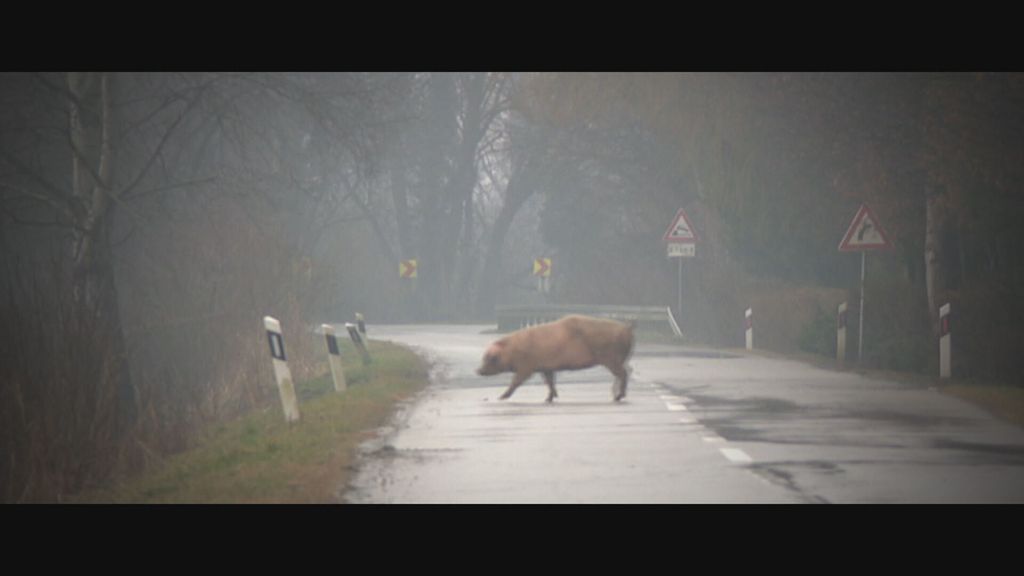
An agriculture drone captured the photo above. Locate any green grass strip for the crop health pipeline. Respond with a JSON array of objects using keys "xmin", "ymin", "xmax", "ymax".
[{"xmin": 76, "ymin": 340, "xmax": 429, "ymax": 504}]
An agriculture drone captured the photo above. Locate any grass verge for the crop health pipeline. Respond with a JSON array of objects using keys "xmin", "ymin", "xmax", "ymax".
[
  {"xmin": 74, "ymin": 339, "xmax": 429, "ymax": 504},
  {"xmin": 936, "ymin": 383, "xmax": 1024, "ymax": 428}
]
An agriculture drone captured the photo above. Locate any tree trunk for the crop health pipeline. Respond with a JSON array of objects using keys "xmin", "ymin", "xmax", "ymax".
[
  {"xmin": 474, "ymin": 168, "xmax": 536, "ymax": 317},
  {"xmin": 451, "ymin": 74, "xmax": 486, "ymax": 318},
  {"xmin": 389, "ymin": 156, "xmax": 413, "ymax": 258},
  {"xmin": 67, "ymin": 72, "xmax": 136, "ymax": 439},
  {"xmin": 474, "ymin": 204, "xmax": 515, "ymax": 318},
  {"xmin": 924, "ymin": 184, "xmax": 949, "ymax": 340}
]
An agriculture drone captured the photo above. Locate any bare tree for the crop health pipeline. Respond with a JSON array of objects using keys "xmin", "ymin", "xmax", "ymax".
[{"xmin": 0, "ymin": 72, "xmax": 409, "ymax": 501}]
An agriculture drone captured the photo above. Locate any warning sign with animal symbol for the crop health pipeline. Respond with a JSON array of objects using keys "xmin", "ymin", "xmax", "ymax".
[
  {"xmin": 838, "ymin": 203, "xmax": 891, "ymax": 251},
  {"xmin": 663, "ymin": 208, "xmax": 698, "ymax": 243}
]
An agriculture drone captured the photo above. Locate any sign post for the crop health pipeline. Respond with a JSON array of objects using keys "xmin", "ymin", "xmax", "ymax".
[
  {"xmin": 837, "ymin": 301, "xmax": 847, "ymax": 369},
  {"xmin": 533, "ymin": 257, "xmax": 552, "ymax": 293},
  {"xmin": 663, "ymin": 208, "xmax": 698, "ymax": 320},
  {"xmin": 838, "ymin": 203, "xmax": 892, "ymax": 365},
  {"xmin": 400, "ymin": 259, "xmax": 418, "ymax": 319},
  {"xmin": 264, "ymin": 316, "xmax": 300, "ymax": 423}
]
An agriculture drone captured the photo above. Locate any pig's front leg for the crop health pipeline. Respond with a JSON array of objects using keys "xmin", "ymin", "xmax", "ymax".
[
  {"xmin": 542, "ymin": 371, "xmax": 558, "ymax": 403},
  {"xmin": 498, "ymin": 370, "xmax": 531, "ymax": 400}
]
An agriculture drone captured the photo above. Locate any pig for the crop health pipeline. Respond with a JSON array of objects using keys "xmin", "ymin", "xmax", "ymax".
[{"xmin": 477, "ymin": 315, "xmax": 635, "ymax": 403}]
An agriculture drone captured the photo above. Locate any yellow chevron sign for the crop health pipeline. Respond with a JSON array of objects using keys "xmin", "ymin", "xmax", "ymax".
[
  {"xmin": 533, "ymin": 258, "xmax": 551, "ymax": 277},
  {"xmin": 399, "ymin": 259, "xmax": 418, "ymax": 278}
]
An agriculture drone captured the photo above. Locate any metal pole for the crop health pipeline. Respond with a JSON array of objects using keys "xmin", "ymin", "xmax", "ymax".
[
  {"xmin": 837, "ymin": 301, "xmax": 847, "ymax": 370},
  {"xmin": 677, "ymin": 257, "xmax": 683, "ymax": 320},
  {"xmin": 858, "ymin": 251, "xmax": 865, "ymax": 365}
]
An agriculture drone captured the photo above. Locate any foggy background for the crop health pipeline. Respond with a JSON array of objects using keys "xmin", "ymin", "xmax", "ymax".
[{"xmin": 2, "ymin": 72, "xmax": 1022, "ymax": 501}]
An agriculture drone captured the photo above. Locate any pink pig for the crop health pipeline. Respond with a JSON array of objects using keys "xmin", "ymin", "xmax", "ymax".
[{"xmin": 478, "ymin": 315, "xmax": 635, "ymax": 403}]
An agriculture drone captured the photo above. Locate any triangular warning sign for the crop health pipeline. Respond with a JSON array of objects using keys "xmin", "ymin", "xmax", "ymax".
[
  {"xmin": 839, "ymin": 203, "xmax": 891, "ymax": 251},
  {"xmin": 663, "ymin": 208, "xmax": 698, "ymax": 243}
]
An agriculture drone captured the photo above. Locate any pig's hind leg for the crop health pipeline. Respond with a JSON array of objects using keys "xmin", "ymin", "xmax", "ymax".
[
  {"xmin": 542, "ymin": 371, "xmax": 558, "ymax": 403},
  {"xmin": 608, "ymin": 363, "xmax": 629, "ymax": 402}
]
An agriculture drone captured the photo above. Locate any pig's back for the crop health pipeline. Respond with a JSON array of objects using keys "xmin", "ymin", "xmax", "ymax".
[{"xmin": 561, "ymin": 315, "xmax": 633, "ymax": 363}]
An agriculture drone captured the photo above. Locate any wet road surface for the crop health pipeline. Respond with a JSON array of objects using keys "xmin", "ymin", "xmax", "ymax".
[{"xmin": 341, "ymin": 325, "xmax": 1024, "ymax": 503}]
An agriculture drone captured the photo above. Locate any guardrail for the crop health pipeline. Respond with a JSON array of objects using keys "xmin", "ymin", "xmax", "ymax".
[{"xmin": 495, "ymin": 304, "xmax": 681, "ymax": 337}]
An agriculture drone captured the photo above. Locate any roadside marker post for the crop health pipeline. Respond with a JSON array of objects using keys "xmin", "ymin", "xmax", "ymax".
[
  {"xmin": 939, "ymin": 303, "xmax": 951, "ymax": 379},
  {"xmin": 264, "ymin": 316, "xmax": 300, "ymax": 423},
  {"xmin": 745, "ymin": 308, "xmax": 753, "ymax": 350},
  {"xmin": 322, "ymin": 324, "xmax": 347, "ymax": 393},
  {"xmin": 837, "ymin": 301, "xmax": 847, "ymax": 369},
  {"xmin": 356, "ymin": 312, "xmax": 366, "ymax": 336},
  {"xmin": 346, "ymin": 322, "xmax": 372, "ymax": 365}
]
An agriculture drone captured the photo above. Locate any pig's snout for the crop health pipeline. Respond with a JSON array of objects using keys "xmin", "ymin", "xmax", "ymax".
[{"xmin": 477, "ymin": 352, "xmax": 502, "ymax": 376}]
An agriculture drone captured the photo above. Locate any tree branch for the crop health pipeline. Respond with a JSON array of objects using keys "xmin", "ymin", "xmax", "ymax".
[
  {"xmin": 118, "ymin": 82, "xmax": 211, "ymax": 201},
  {"xmin": 0, "ymin": 147, "xmax": 71, "ymax": 206}
]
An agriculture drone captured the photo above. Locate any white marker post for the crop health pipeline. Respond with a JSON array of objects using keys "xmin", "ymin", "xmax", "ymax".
[
  {"xmin": 939, "ymin": 303, "xmax": 951, "ymax": 379},
  {"xmin": 322, "ymin": 324, "xmax": 347, "ymax": 393},
  {"xmin": 346, "ymin": 322, "xmax": 372, "ymax": 365},
  {"xmin": 837, "ymin": 301, "xmax": 847, "ymax": 369},
  {"xmin": 264, "ymin": 316, "xmax": 300, "ymax": 423},
  {"xmin": 745, "ymin": 308, "xmax": 753, "ymax": 350}
]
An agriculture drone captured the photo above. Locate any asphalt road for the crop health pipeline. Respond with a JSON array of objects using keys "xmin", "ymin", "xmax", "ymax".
[{"xmin": 342, "ymin": 324, "xmax": 1024, "ymax": 504}]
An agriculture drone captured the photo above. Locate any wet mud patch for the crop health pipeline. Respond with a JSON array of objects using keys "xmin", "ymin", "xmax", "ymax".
[
  {"xmin": 749, "ymin": 461, "xmax": 838, "ymax": 504},
  {"xmin": 929, "ymin": 438, "xmax": 1024, "ymax": 465}
]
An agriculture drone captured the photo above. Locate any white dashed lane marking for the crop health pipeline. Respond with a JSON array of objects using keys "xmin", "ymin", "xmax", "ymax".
[
  {"xmin": 652, "ymin": 386, "xmax": 753, "ymax": 465},
  {"xmin": 720, "ymin": 447, "xmax": 753, "ymax": 464}
]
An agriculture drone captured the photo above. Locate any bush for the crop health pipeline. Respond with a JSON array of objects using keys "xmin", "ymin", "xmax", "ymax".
[{"xmin": 798, "ymin": 304, "xmax": 836, "ymax": 357}]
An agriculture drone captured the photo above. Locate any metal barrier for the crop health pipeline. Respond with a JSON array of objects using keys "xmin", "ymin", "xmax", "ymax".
[{"xmin": 495, "ymin": 304, "xmax": 682, "ymax": 337}]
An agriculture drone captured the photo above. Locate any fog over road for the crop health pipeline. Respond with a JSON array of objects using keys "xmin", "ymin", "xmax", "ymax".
[{"xmin": 342, "ymin": 325, "xmax": 1024, "ymax": 504}]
